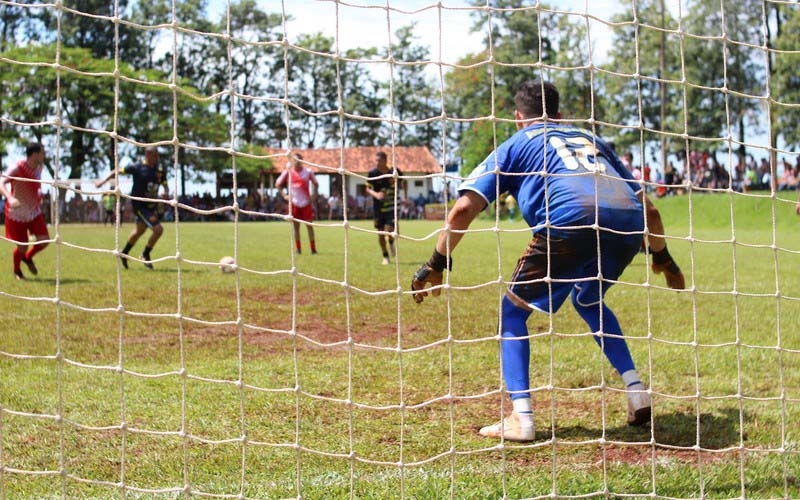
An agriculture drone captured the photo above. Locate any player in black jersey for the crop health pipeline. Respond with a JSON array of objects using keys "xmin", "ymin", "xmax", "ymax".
[
  {"xmin": 96, "ymin": 147, "xmax": 169, "ymax": 269},
  {"xmin": 365, "ymin": 151, "xmax": 406, "ymax": 265}
]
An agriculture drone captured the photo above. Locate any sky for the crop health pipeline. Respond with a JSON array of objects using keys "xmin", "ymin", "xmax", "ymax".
[{"xmin": 207, "ymin": 0, "xmax": 642, "ymax": 65}]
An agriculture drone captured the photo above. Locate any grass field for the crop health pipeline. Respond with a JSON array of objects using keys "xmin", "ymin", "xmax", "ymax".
[{"xmin": 1, "ymin": 192, "xmax": 799, "ymax": 499}]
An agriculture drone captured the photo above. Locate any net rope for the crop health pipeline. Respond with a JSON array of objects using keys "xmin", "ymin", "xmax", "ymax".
[{"xmin": 1, "ymin": 1, "xmax": 799, "ymax": 499}]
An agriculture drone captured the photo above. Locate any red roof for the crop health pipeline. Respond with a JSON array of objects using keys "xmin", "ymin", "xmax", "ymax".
[{"xmin": 264, "ymin": 146, "xmax": 442, "ymax": 175}]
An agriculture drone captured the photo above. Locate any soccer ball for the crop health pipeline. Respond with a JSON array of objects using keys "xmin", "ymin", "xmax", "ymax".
[{"xmin": 218, "ymin": 256, "xmax": 236, "ymax": 273}]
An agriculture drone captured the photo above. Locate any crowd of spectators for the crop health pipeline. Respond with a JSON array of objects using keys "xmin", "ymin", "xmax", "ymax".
[
  {"xmin": 619, "ymin": 149, "xmax": 800, "ymax": 197},
  {"xmin": 6, "ymin": 188, "xmax": 447, "ymax": 225}
]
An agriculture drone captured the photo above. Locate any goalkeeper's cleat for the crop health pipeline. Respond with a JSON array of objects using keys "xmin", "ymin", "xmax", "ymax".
[
  {"xmin": 141, "ymin": 255, "xmax": 154, "ymax": 270},
  {"xmin": 22, "ymin": 257, "xmax": 38, "ymax": 276},
  {"xmin": 626, "ymin": 383, "xmax": 652, "ymax": 426},
  {"xmin": 382, "ymin": 257, "xmax": 390, "ymax": 265},
  {"xmin": 479, "ymin": 411, "xmax": 534, "ymax": 442}
]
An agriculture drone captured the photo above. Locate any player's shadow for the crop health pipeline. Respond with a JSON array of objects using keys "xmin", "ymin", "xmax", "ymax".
[
  {"xmin": 35, "ymin": 277, "xmax": 91, "ymax": 285},
  {"xmin": 551, "ymin": 407, "xmax": 742, "ymax": 449}
]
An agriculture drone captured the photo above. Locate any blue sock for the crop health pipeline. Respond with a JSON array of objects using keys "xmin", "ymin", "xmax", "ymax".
[
  {"xmin": 571, "ymin": 289, "xmax": 635, "ymax": 375},
  {"xmin": 500, "ymin": 296, "xmax": 533, "ymax": 400}
]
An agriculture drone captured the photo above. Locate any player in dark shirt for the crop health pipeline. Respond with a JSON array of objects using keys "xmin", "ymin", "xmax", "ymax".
[
  {"xmin": 365, "ymin": 151, "xmax": 406, "ymax": 265},
  {"xmin": 96, "ymin": 147, "xmax": 169, "ymax": 269}
]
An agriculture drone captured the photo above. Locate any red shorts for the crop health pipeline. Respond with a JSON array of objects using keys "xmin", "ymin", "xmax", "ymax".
[
  {"xmin": 291, "ymin": 204, "xmax": 314, "ymax": 222},
  {"xmin": 4, "ymin": 213, "xmax": 49, "ymax": 244}
]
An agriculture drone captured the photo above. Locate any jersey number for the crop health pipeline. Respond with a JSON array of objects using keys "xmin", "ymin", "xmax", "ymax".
[{"xmin": 549, "ymin": 136, "xmax": 606, "ymax": 173}]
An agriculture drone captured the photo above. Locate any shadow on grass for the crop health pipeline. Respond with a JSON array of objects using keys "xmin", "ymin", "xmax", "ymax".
[{"xmin": 549, "ymin": 407, "xmax": 743, "ymax": 449}]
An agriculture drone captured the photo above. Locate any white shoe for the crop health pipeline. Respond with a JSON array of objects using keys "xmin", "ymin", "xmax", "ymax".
[
  {"xmin": 381, "ymin": 257, "xmax": 390, "ymax": 265},
  {"xmin": 626, "ymin": 383, "xmax": 652, "ymax": 426},
  {"xmin": 479, "ymin": 411, "xmax": 534, "ymax": 442}
]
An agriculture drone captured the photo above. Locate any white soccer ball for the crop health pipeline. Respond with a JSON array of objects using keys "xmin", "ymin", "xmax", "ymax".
[{"xmin": 218, "ymin": 256, "xmax": 236, "ymax": 273}]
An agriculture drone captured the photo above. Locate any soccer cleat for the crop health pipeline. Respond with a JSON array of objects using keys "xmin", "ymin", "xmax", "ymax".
[
  {"xmin": 381, "ymin": 257, "xmax": 390, "ymax": 265},
  {"xmin": 141, "ymin": 255, "xmax": 154, "ymax": 270},
  {"xmin": 22, "ymin": 258, "xmax": 38, "ymax": 276},
  {"xmin": 479, "ymin": 411, "xmax": 534, "ymax": 442},
  {"xmin": 120, "ymin": 254, "xmax": 129, "ymax": 269},
  {"xmin": 14, "ymin": 270, "xmax": 25, "ymax": 281},
  {"xmin": 626, "ymin": 383, "xmax": 652, "ymax": 426},
  {"xmin": 311, "ymin": 250, "xmax": 318, "ymax": 255}
]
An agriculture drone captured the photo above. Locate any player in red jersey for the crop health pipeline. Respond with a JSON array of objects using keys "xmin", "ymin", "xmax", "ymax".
[
  {"xmin": 276, "ymin": 153, "xmax": 319, "ymax": 255},
  {"xmin": 0, "ymin": 142, "xmax": 51, "ymax": 280}
]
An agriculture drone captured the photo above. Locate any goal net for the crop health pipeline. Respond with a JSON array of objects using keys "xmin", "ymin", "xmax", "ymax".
[{"xmin": 1, "ymin": 1, "xmax": 798, "ymax": 499}]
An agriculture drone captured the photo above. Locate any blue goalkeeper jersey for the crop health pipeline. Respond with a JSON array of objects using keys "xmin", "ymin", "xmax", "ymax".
[{"xmin": 459, "ymin": 122, "xmax": 644, "ymax": 237}]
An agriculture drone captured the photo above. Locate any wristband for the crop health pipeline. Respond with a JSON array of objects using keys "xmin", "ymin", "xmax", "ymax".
[
  {"xmin": 651, "ymin": 246, "xmax": 673, "ymax": 265},
  {"xmin": 427, "ymin": 249, "xmax": 452, "ymax": 273}
]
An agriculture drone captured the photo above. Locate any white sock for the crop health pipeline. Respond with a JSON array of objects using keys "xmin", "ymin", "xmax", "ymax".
[
  {"xmin": 620, "ymin": 369, "xmax": 641, "ymax": 388},
  {"xmin": 512, "ymin": 398, "xmax": 534, "ymax": 427}
]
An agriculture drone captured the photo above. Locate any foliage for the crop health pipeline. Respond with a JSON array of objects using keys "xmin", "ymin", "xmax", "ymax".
[
  {"xmin": 288, "ymin": 33, "xmax": 342, "ymax": 149},
  {"xmin": 682, "ymin": 0, "xmax": 765, "ymax": 161},
  {"xmin": 601, "ymin": 0, "xmax": 686, "ymax": 156},
  {"xmin": 0, "ymin": 2, "xmax": 793, "ymax": 198},
  {"xmin": 385, "ymin": 24, "xmax": 444, "ymax": 155},
  {"xmin": 772, "ymin": 4, "xmax": 800, "ymax": 150},
  {"xmin": 339, "ymin": 47, "xmax": 387, "ymax": 147}
]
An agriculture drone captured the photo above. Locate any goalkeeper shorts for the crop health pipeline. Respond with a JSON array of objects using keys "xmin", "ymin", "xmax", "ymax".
[{"xmin": 506, "ymin": 229, "xmax": 641, "ymax": 313}]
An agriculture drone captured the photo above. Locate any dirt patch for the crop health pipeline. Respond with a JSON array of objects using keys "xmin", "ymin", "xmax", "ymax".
[{"xmin": 178, "ymin": 288, "xmax": 414, "ymax": 353}]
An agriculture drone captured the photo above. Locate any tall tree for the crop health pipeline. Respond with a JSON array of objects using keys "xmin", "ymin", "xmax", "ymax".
[
  {"xmin": 445, "ymin": 0, "xmax": 554, "ymax": 175},
  {"xmin": 339, "ymin": 47, "xmax": 387, "ymax": 147},
  {"xmin": 540, "ymin": 12, "xmax": 599, "ymax": 126},
  {"xmin": 286, "ymin": 33, "xmax": 341, "ymax": 149},
  {"xmin": 129, "ymin": 0, "xmax": 231, "ymax": 195},
  {"xmin": 771, "ymin": 4, "xmax": 800, "ymax": 151},
  {"xmin": 600, "ymin": 0, "xmax": 684, "ymax": 161},
  {"xmin": 385, "ymin": 24, "xmax": 443, "ymax": 154},
  {"xmin": 683, "ymin": 0, "xmax": 765, "ymax": 167},
  {"xmin": 217, "ymin": 0, "xmax": 284, "ymax": 146},
  {"xmin": 31, "ymin": 0, "xmax": 149, "ymax": 179}
]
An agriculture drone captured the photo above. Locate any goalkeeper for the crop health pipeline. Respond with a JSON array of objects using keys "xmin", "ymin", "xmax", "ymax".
[{"xmin": 411, "ymin": 80, "xmax": 685, "ymax": 442}]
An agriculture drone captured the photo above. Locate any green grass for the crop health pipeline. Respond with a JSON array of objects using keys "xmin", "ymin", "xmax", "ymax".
[{"xmin": 1, "ymin": 192, "xmax": 799, "ymax": 499}]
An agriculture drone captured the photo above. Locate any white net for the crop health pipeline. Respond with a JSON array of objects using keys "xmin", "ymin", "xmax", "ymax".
[{"xmin": 1, "ymin": 1, "xmax": 799, "ymax": 499}]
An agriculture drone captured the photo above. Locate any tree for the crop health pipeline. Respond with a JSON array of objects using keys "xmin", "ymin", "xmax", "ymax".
[
  {"xmin": 600, "ymin": 0, "xmax": 685, "ymax": 162},
  {"xmin": 216, "ymin": 0, "xmax": 285, "ymax": 146},
  {"xmin": 445, "ymin": 0, "xmax": 554, "ymax": 175},
  {"xmin": 385, "ymin": 24, "xmax": 443, "ymax": 154},
  {"xmin": 339, "ymin": 47, "xmax": 387, "ymax": 147},
  {"xmin": 683, "ymin": 0, "xmax": 765, "ymax": 168},
  {"xmin": 26, "ymin": 0, "xmax": 151, "ymax": 179},
  {"xmin": 771, "ymin": 4, "xmax": 800, "ymax": 151},
  {"xmin": 540, "ymin": 12, "xmax": 599, "ymax": 125},
  {"xmin": 287, "ymin": 33, "xmax": 341, "ymax": 149}
]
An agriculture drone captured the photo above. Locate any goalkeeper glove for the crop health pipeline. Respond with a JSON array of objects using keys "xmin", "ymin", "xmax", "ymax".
[
  {"xmin": 650, "ymin": 246, "xmax": 685, "ymax": 290},
  {"xmin": 411, "ymin": 250, "xmax": 451, "ymax": 304}
]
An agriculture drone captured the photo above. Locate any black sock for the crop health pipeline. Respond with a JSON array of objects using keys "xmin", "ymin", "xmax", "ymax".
[
  {"xmin": 143, "ymin": 246, "xmax": 153, "ymax": 259},
  {"xmin": 122, "ymin": 243, "xmax": 133, "ymax": 255}
]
